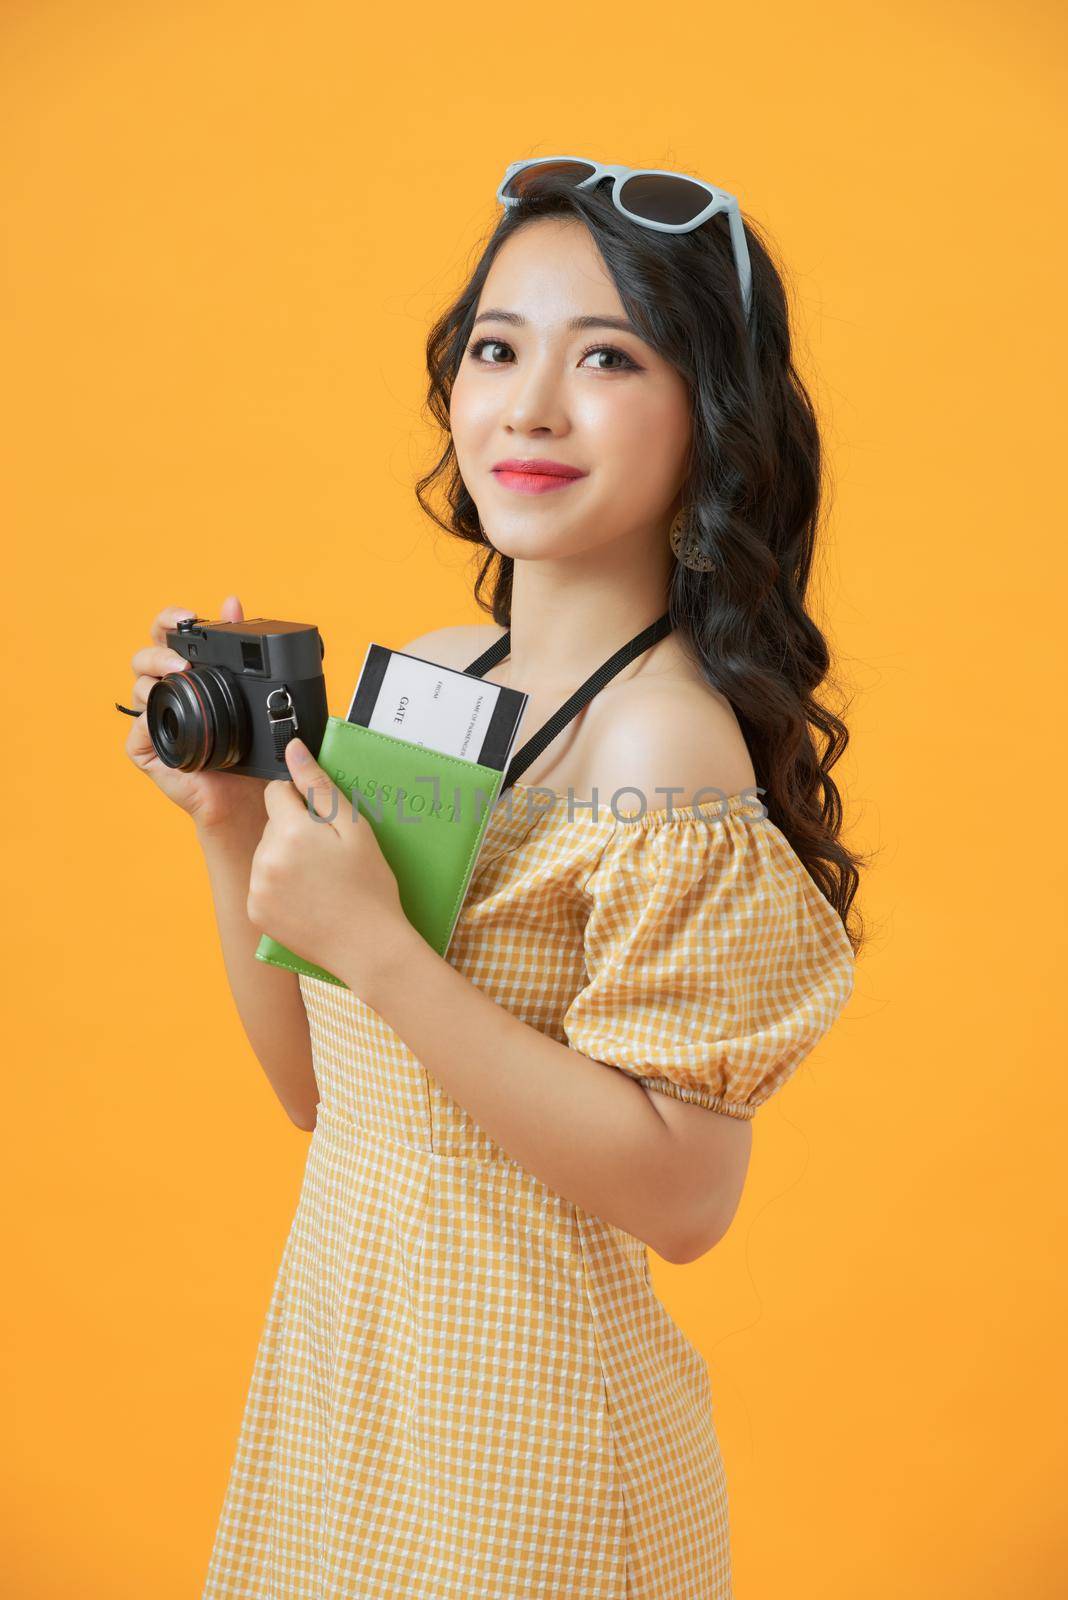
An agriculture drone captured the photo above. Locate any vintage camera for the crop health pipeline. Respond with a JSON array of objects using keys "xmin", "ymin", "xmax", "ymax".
[{"xmin": 145, "ymin": 617, "xmax": 328, "ymax": 780}]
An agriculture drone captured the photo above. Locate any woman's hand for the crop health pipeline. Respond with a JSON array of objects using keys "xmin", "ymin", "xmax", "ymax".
[
  {"xmin": 248, "ymin": 737, "xmax": 414, "ymax": 996},
  {"xmin": 123, "ymin": 596, "xmax": 268, "ymax": 836}
]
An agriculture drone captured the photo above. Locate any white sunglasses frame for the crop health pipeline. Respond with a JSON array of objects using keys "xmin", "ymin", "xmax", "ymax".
[{"xmin": 497, "ymin": 156, "xmax": 753, "ymax": 323}]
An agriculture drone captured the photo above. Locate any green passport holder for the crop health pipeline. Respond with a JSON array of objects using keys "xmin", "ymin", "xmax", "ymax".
[{"xmin": 254, "ymin": 716, "xmax": 505, "ymax": 988}]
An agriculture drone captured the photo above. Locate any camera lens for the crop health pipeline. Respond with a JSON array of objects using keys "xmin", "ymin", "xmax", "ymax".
[{"xmin": 146, "ymin": 665, "xmax": 251, "ymax": 772}]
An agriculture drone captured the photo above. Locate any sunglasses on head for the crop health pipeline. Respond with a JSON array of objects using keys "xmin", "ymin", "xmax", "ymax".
[{"xmin": 497, "ymin": 156, "xmax": 753, "ymax": 324}]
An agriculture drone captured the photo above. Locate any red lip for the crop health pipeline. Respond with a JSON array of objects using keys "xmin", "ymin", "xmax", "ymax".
[{"xmin": 492, "ymin": 458, "xmax": 586, "ymax": 479}]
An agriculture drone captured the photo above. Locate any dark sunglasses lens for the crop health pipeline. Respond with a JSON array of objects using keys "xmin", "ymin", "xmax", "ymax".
[
  {"xmin": 617, "ymin": 173, "xmax": 715, "ymax": 225},
  {"xmin": 501, "ymin": 160, "xmax": 598, "ymax": 199}
]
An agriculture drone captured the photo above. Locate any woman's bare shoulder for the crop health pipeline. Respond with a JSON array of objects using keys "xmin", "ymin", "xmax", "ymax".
[
  {"xmin": 582, "ymin": 671, "xmax": 758, "ymax": 809},
  {"xmin": 397, "ymin": 623, "xmax": 504, "ymax": 669}
]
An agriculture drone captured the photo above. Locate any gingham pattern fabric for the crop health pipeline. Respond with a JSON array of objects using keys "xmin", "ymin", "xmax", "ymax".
[{"xmin": 202, "ymin": 784, "xmax": 855, "ymax": 1599}]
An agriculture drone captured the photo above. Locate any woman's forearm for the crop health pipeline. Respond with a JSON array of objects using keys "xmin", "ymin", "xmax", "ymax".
[
  {"xmin": 197, "ymin": 814, "xmax": 319, "ymax": 1130},
  {"xmin": 349, "ymin": 925, "xmax": 690, "ymax": 1261}
]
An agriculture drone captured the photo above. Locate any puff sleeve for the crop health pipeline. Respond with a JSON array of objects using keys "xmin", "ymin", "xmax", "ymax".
[{"xmin": 560, "ymin": 804, "xmax": 855, "ymax": 1121}]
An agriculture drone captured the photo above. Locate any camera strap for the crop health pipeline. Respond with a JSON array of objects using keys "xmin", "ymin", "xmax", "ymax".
[
  {"xmin": 464, "ymin": 610, "xmax": 674, "ymax": 793},
  {"xmin": 266, "ymin": 687, "xmax": 302, "ymax": 762}
]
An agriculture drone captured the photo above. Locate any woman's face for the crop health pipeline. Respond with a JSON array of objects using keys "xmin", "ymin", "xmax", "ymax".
[{"xmin": 449, "ymin": 218, "xmax": 692, "ymax": 565}]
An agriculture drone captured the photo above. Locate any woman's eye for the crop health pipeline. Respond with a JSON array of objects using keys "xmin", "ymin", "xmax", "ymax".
[
  {"xmin": 466, "ymin": 337, "xmax": 639, "ymax": 372},
  {"xmin": 577, "ymin": 343, "xmax": 638, "ymax": 371},
  {"xmin": 468, "ymin": 337, "xmax": 513, "ymax": 364}
]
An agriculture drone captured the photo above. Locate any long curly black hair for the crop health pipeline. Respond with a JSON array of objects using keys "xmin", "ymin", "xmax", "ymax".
[{"xmin": 415, "ymin": 170, "xmax": 868, "ymax": 954}]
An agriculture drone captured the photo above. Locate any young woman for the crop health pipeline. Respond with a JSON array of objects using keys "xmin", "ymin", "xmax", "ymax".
[{"xmin": 124, "ymin": 157, "xmax": 864, "ymax": 1598}]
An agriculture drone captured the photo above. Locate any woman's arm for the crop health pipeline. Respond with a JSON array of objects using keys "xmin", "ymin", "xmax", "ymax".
[
  {"xmin": 197, "ymin": 813, "xmax": 319, "ymax": 1130},
  {"xmin": 350, "ymin": 924, "xmax": 750, "ymax": 1264}
]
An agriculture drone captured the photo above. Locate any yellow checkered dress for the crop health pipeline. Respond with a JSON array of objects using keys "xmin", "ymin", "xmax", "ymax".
[{"xmin": 202, "ymin": 782, "xmax": 855, "ymax": 1598}]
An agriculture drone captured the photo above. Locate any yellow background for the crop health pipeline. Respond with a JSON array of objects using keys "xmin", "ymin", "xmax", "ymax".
[{"xmin": 3, "ymin": 2, "xmax": 1065, "ymax": 1593}]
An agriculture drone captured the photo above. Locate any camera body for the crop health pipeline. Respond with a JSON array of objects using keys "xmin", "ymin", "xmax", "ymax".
[{"xmin": 146, "ymin": 617, "xmax": 328, "ymax": 780}]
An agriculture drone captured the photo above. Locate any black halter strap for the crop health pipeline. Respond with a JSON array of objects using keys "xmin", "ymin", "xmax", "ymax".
[{"xmin": 465, "ymin": 610, "xmax": 674, "ymax": 793}]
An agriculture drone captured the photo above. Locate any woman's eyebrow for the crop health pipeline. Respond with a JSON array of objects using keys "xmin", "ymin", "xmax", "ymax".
[{"xmin": 472, "ymin": 309, "xmax": 641, "ymax": 336}]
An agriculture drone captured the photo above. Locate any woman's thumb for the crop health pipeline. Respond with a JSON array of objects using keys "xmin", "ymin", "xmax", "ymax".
[{"xmin": 220, "ymin": 594, "xmax": 244, "ymax": 622}]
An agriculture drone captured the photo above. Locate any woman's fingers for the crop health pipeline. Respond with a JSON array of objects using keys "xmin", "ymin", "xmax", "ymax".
[
  {"xmin": 129, "ymin": 673, "xmax": 160, "ymax": 711},
  {"xmin": 130, "ymin": 643, "xmax": 191, "ymax": 678},
  {"xmin": 150, "ymin": 605, "xmax": 197, "ymax": 647},
  {"xmin": 124, "ymin": 700, "xmax": 155, "ymax": 764},
  {"xmin": 219, "ymin": 595, "xmax": 244, "ymax": 622}
]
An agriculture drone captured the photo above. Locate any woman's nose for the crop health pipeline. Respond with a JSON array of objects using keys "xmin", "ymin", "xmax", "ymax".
[{"xmin": 499, "ymin": 359, "xmax": 568, "ymax": 434}]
